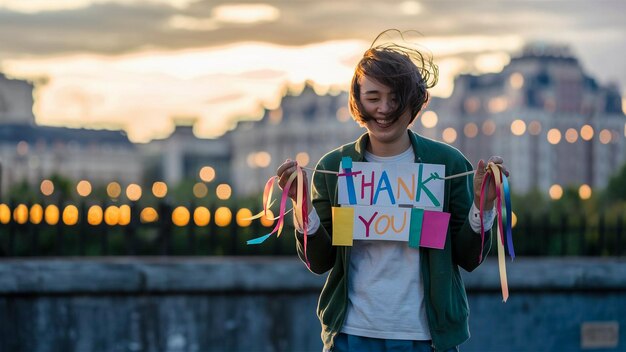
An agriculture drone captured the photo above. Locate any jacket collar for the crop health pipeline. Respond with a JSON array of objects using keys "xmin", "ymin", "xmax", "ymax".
[{"xmin": 353, "ymin": 130, "xmax": 425, "ymax": 162}]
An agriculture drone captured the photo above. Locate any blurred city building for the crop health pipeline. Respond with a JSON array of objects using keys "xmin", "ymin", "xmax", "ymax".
[
  {"xmin": 227, "ymin": 83, "xmax": 363, "ymax": 195},
  {"xmin": 140, "ymin": 117, "xmax": 231, "ymax": 186},
  {"xmin": 418, "ymin": 43, "xmax": 625, "ymax": 193},
  {"xmin": 0, "ymin": 73, "xmax": 34, "ymax": 125},
  {"xmin": 0, "ymin": 73, "xmax": 142, "ymax": 194},
  {"xmin": 0, "ymin": 75, "xmax": 229, "ymax": 197},
  {"xmin": 0, "ymin": 123, "xmax": 141, "ymax": 188}
]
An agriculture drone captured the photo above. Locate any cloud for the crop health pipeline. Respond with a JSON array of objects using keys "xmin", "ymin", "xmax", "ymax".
[
  {"xmin": 1, "ymin": 0, "xmax": 624, "ymax": 59},
  {"xmin": 211, "ymin": 3, "xmax": 280, "ymax": 24}
]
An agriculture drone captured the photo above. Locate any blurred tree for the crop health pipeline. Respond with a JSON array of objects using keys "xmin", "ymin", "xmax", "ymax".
[
  {"xmin": 511, "ymin": 188, "xmax": 547, "ymax": 215},
  {"xmin": 605, "ymin": 163, "xmax": 626, "ymax": 203},
  {"xmin": 49, "ymin": 173, "xmax": 74, "ymax": 202},
  {"xmin": 7, "ymin": 180, "xmax": 38, "ymax": 203}
]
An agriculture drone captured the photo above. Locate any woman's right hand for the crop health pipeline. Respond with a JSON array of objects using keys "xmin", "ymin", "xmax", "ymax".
[
  {"xmin": 276, "ymin": 159, "xmax": 304, "ymax": 202},
  {"xmin": 277, "ymin": 159, "xmax": 314, "ymax": 217}
]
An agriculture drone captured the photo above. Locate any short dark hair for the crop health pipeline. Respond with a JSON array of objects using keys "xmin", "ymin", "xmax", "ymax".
[{"xmin": 349, "ymin": 30, "xmax": 439, "ymax": 125}]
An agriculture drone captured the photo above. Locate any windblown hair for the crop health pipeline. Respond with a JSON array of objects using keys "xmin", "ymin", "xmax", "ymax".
[{"xmin": 349, "ymin": 29, "xmax": 439, "ymax": 125}]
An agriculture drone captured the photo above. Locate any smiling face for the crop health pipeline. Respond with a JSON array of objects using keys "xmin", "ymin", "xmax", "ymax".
[{"xmin": 359, "ymin": 75, "xmax": 413, "ymax": 156}]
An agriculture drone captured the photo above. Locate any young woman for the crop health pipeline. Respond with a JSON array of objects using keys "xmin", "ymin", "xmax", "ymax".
[{"xmin": 276, "ymin": 30, "xmax": 506, "ymax": 352}]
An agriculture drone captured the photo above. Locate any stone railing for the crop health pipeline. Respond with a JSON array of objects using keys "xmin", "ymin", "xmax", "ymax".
[{"xmin": 1, "ymin": 257, "xmax": 624, "ymax": 351}]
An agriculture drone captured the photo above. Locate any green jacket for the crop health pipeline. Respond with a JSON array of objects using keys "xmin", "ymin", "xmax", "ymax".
[{"xmin": 295, "ymin": 130, "xmax": 492, "ymax": 351}]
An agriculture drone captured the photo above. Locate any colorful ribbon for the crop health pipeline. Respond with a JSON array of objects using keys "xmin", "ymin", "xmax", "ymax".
[
  {"xmin": 246, "ymin": 162, "xmax": 310, "ymax": 267},
  {"xmin": 479, "ymin": 162, "xmax": 514, "ymax": 302}
]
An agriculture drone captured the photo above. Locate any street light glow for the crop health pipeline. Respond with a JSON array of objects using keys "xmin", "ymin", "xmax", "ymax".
[
  {"xmin": 76, "ymin": 180, "xmax": 92, "ymax": 197},
  {"xmin": 193, "ymin": 206, "xmax": 211, "ymax": 226}
]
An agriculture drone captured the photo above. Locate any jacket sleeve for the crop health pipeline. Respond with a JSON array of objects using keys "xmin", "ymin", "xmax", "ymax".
[
  {"xmin": 294, "ymin": 161, "xmax": 337, "ymax": 274},
  {"xmin": 449, "ymin": 155, "xmax": 492, "ymax": 272}
]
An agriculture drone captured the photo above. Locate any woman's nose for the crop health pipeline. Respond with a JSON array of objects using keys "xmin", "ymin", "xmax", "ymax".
[{"xmin": 377, "ymin": 100, "xmax": 393, "ymax": 113}]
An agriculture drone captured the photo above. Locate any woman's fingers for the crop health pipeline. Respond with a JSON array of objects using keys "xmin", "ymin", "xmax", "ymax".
[
  {"xmin": 486, "ymin": 156, "xmax": 509, "ymax": 177},
  {"xmin": 276, "ymin": 159, "xmax": 309, "ymax": 201},
  {"xmin": 276, "ymin": 159, "xmax": 296, "ymax": 177},
  {"xmin": 487, "ymin": 156, "xmax": 503, "ymax": 165},
  {"xmin": 277, "ymin": 160, "xmax": 295, "ymax": 188}
]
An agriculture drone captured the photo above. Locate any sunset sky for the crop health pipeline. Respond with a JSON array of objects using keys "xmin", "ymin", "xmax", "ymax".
[{"xmin": 1, "ymin": 0, "xmax": 624, "ymax": 142}]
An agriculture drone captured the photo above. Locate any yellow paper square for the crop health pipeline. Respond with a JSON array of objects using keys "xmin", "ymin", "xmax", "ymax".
[{"xmin": 332, "ymin": 207, "xmax": 354, "ymax": 246}]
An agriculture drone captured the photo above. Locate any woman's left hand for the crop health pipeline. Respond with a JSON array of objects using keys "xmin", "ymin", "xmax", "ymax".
[{"xmin": 473, "ymin": 156, "xmax": 509, "ymax": 209}]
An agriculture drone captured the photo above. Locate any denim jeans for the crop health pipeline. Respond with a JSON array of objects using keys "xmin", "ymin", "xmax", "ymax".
[{"xmin": 330, "ymin": 333, "xmax": 459, "ymax": 352}]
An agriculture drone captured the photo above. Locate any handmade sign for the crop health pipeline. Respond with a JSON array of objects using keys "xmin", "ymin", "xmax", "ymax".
[
  {"xmin": 334, "ymin": 156, "xmax": 449, "ymax": 249},
  {"xmin": 244, "ymin": 158, "xmax": 514, "ymax": 302}
]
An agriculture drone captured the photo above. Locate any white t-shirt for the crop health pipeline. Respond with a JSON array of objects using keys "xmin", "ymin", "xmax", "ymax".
[{"xmin": 340, "ymin": 147, "xmax": 430, "ymax": 340}]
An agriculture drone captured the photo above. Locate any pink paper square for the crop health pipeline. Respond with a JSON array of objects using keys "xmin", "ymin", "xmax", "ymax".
[{"xmin": 420, "ymin": 211, "xmax": 450, "ymax": 249}]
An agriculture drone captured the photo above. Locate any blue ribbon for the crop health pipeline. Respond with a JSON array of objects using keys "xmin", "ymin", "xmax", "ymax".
[
  {"xmin": 247, "ymin": 233, "xmax": 272, "ymax": 245},
  {"xmin": 502, "ymin": 174, "xmax": 515, "ymax": 260}
]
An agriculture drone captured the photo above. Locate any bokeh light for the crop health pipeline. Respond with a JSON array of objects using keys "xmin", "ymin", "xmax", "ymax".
[
  {"xmin": 599, "ymin": 129, "xmax": 612, "ymax": 144},
  {"xmin": 199, "ymin": 166, "xmax": 216, "ymax": 182},
  {"xmin": 549, "ymin": 184, "xmax": 563, "ymax": 200},
  {"xmin": 421, "ymin": 111, "xmax": 438, "ymax": 128},
  {"xmin": 140, "ymin": 207, "xmax": 158, "ymax": 223},
  {"xmin": 87, "ymin": 205, "xmax": 103, "ymax": 225},
  {"xmin": 45, "ymin": 205, "xmax": 60, "ymax": 225},
  {"xmin": 565, "ymin": 128, "xmax": 578, "ymax": 143},
  {"xmin": 104, "ymin": 205, "xmax": 120, "ymax": 225},
  {"xmin": 579, "ymin": 184, "xmax": 592, "ymax": 200},
  {"xmin": 30, "ymin": 204, "xmax": 44, "ymax": 225},
  {"xmin": 13, "ymin": 204, "xmax": 28, "ymax": 224},
  {"xmin": 193, "ymin": 182, "xmax": 209, "ymax": 198},
  {"xmin": 528, "ymin": 120, "xmax": 542, "ymax": 135},
  {"xmin": 509, "ymin": 72, "xmax": 524, "ymax": 89},
  {"xmin": 236, "ymin": 208, "xmax": 253, "ymax": 227},
  {"xmin": 296, "ymin": 152, "xmax": 310, "ymax": 167},
  {"xmin": 193, "ymin": 206, "xmax": 211, "ymax": 226},
  {"xmin": 336, "ymin": 106, "xmax": 351, "ymax": 122},
  {"xmin": 547, "ymin": 128, "xmax": 561, "ymax": 144},
  {"xmin": 482, "ymin": 120, "xmax": 496, "ymax": 136},
  {"xmin": 0, "ymin": 204, "xmax": 10, "ymax": 224},
  {"xmin": 464, "ymin": 123, "xmax": 478, "ymax": 138},
  {"xmin": 464, "ymin": 98, "xmax": 480, "ymax": 114},
  {"xmin": 216, "ymin": 184, "xmax": 232, "ymax": 200},
  {"xmin": 260, "ymin": 209, "xmax": 275, "ymax": 227},
  {"xmin": 255, "ymin": 151, "xmax": 272, "ymax": 168},
  {"xmin": 152, "ymin": 182, "xmax": 168, "ymax": 198},
  {"xmin": 442, "ymin": 127, "xmax": 457, "ymax": 143},
  {"xmin": 107, "ymin": 182, "xmax": 122, "ymax": 198},
  {"xmin": 76, "ymin": 180, "xmax": 92, "ymax": 197},
  {"xmin": 510, "ymin": 119, "xmax": 526, "ymax": 136},
  {"xmin": 62, "ymin": 205, "xmax": 79, "ymax": 226},
  {"xmin": 40, "ymin": 179, "xmax": 54, "ymax": 196},
  {"xmin": 118, "ymin": 204, "xmax": 131, "ymax": 225},
  {"xmin": 488, "ymin": 96, "xmax": 508, "ymax": 113},
  {"xmin": 126, "ymin": 184, "xmax": 142, "ymax": 201},
  {"xmin": 580, "ymin": 125, "xmax": 594, "ymax": 141},
  {"xmin": 215, "ymin": 207, "xmax": 232, "ymax": 227},
  {"xmin": 172, "ymin": 206, "xmax": 190, "ymax": 227}
]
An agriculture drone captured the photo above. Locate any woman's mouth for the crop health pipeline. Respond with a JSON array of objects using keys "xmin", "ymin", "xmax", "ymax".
[{"xmin": 374, "ymin": 118, "xmax": 395, "ymax": 128}]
